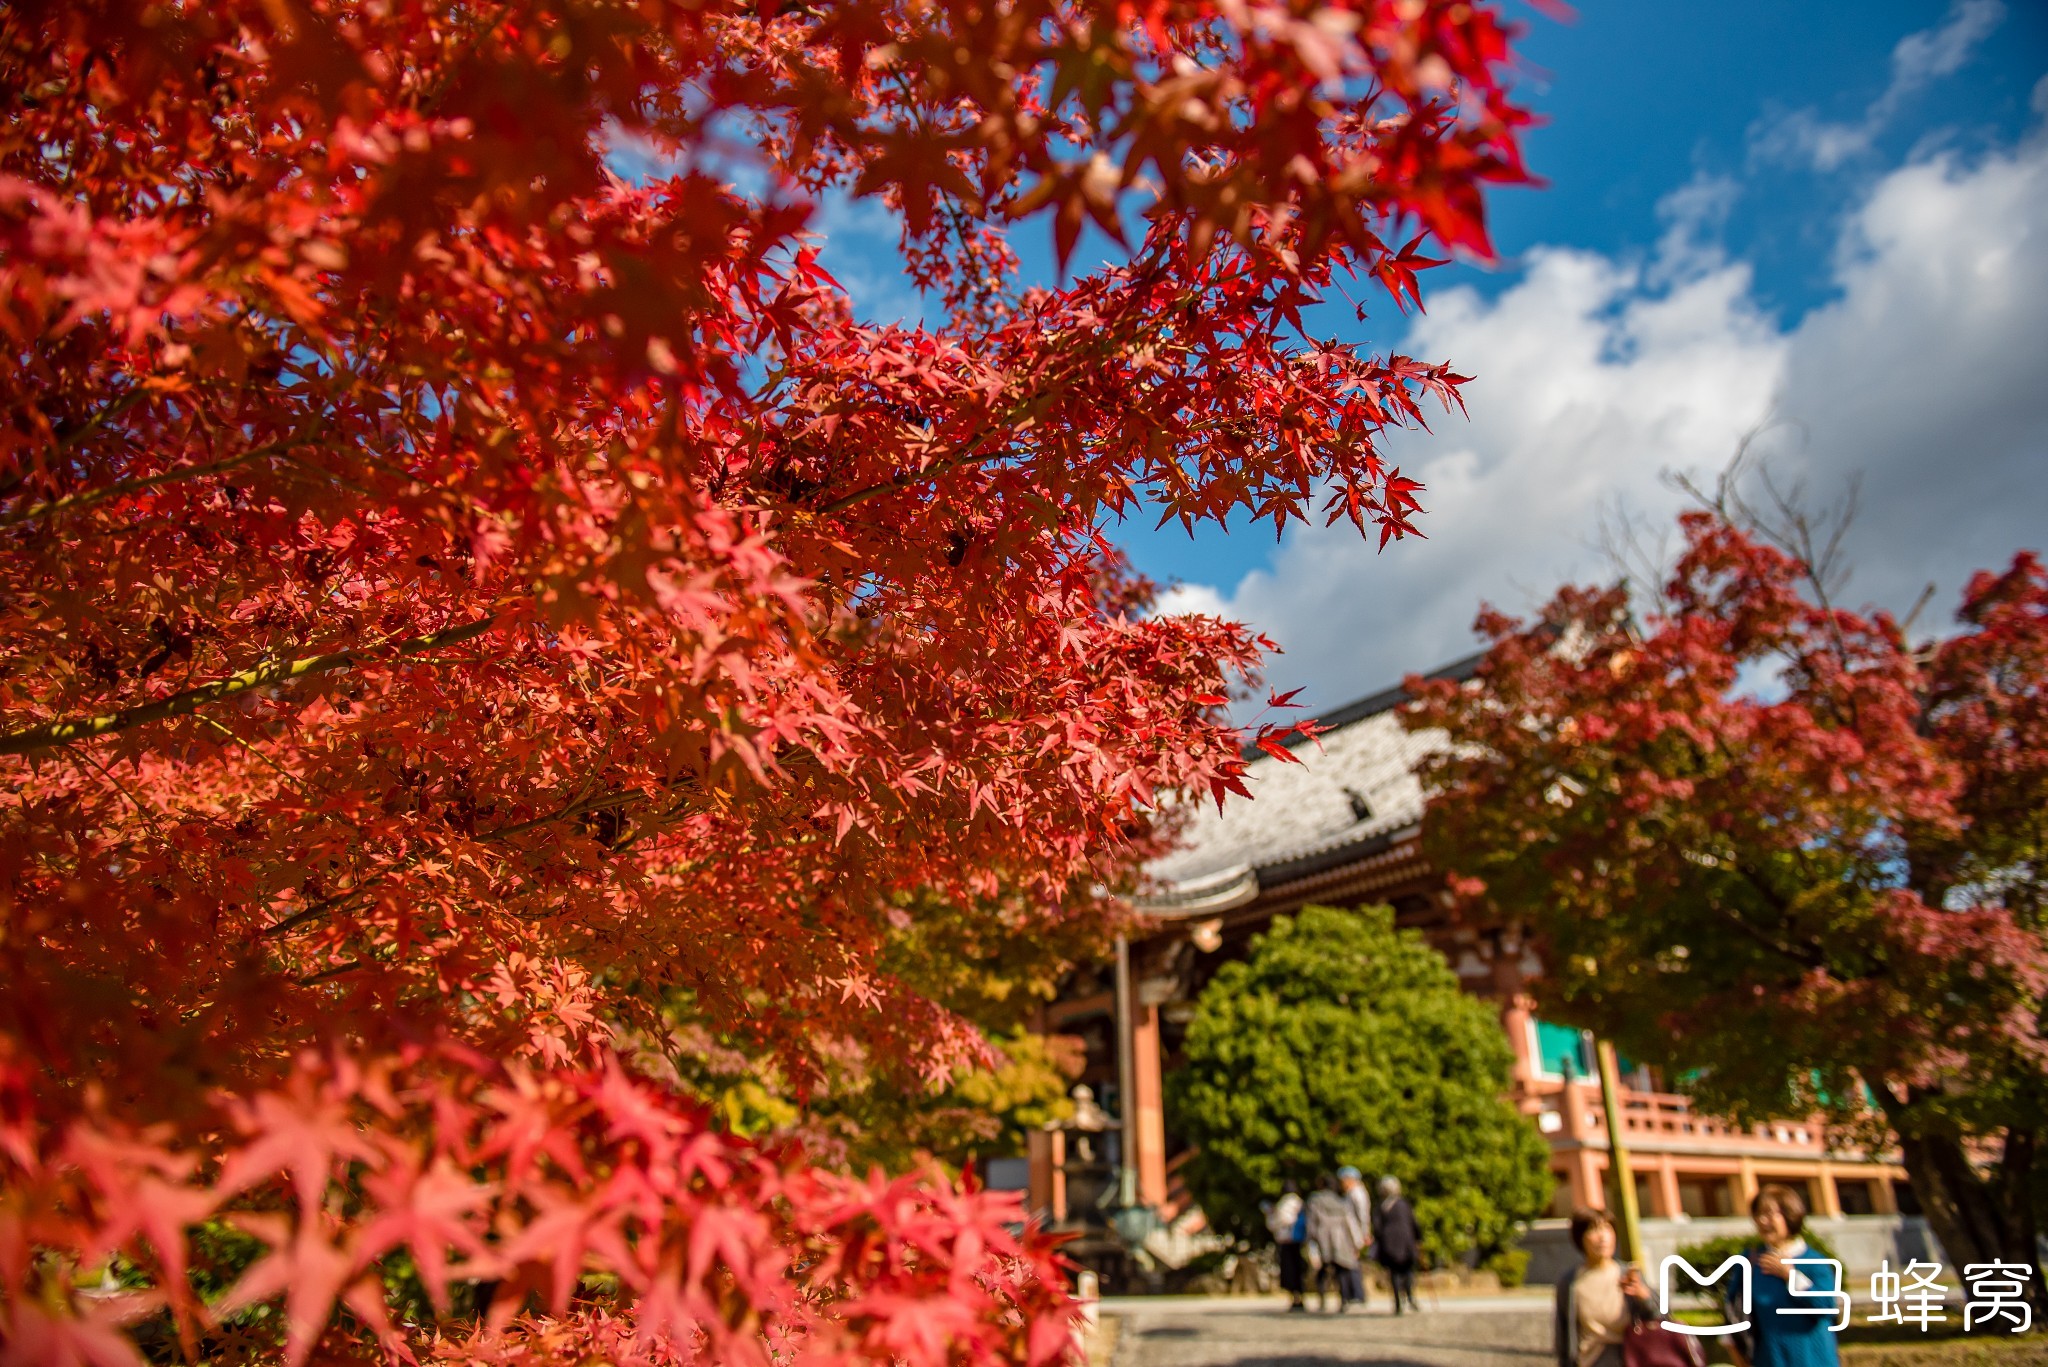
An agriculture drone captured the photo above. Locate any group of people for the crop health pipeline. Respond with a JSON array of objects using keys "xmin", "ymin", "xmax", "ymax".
[
  {"xmin": 1555, "ymin": 1183, "xmax": 1840, "ymax": 1367},
  {"xmin": 1262, "ymin": 1169, "xmax": 1422, "ymax": 1314},
  {"xmin": 1265, "ymin": 1170, "xmax": 1840, "ymax": 1364}
]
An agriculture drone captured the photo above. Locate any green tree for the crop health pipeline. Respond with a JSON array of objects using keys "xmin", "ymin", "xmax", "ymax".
[
  {"xmin": 1168, "ymin": 905, "xmax": 1551, "ymax": 1270},
  {"xmin": 647, "ymin": 886, "xmax": 1101, "ymax": 1172},
  {"xmin": 657, "ymin": 1020, "xmax": 1083, "ymax": 1174}
]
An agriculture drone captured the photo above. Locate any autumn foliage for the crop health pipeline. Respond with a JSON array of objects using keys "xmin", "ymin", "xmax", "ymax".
[
  {"xmin": 1409, "ymin": 512, "xmax": 2048, "ymax": 1310},
  {"xmin": 0, "ymin": 0, "xmax": 1533, "ymax": 1360}
]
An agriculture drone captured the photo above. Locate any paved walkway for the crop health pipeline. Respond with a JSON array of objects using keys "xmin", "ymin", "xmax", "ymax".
[{"xmin": 1102, "ymin": 1294, "xmax": 1555, "ymax": 1367}]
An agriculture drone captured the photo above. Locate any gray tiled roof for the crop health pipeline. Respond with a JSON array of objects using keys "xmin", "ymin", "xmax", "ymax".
[{"xmin": 1139, "ymin": 654, "xmax": 1482, "ymax": 908}]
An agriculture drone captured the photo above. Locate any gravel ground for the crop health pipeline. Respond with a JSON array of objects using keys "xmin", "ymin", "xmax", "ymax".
[
  {"xmin": 1103, "ymin": 1295, "xmax": 1554, "ymax": 1367},
  {"xmin": 1097, "ymin": 1297, "xmax": 2048, "ymax": 1367}
]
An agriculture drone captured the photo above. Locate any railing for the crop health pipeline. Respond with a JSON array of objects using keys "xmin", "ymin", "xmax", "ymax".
[{"xmin": 1533, "ymin": 1081, "xmax": 1844, "ymax": 1154}]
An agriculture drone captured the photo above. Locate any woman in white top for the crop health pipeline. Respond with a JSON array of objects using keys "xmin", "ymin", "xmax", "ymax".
[
  {"xmin": 1552, "ymin": 1207, "xmax": 1654, "ymax": 1367},
  {"xmin": 1261, "ymin": 1179, "xmax": 1307, "ymax": 1311}
]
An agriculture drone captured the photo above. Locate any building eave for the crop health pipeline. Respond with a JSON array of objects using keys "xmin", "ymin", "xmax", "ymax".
[
  {"xmin": 1131, "ymin": 864, "xmax": 1260, "ymax": 916},
  {"xmin": 1132, "ymin": 824, "xmax": 1428, "ymax": 921}
]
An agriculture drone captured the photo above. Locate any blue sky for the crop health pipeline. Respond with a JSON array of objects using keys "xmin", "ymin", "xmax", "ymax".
[
  {"xmin": 813, "ymin": 2, "xmax": 2048, "ymax": 712},
  {"xmin": 1462, "ymin": 1, "xmax": 2046, "ymax": 316}
]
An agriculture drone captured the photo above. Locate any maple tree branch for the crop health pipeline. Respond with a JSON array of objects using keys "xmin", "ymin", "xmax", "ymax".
[
  {"xmin": 1713, "ymin": 860, "xmax": 1831, "ymax": 972},
  {"xmin": 610, "ymin": 795, "xmax": 703, "ymax": 854},
  {"xmin": 19, "ymin": 395, "xmax": 149, "ymax": 491},
  {"xmin": 1700, "ymin": 895, "xmax": 1827, "ymax": 974},
  {"xmin": 809, "ymin": 447, "xmax": 1021, "ymax": 517},
  {"xmin": 797, "ymin": 283, "xmax": 1179, "ymax": 521},
  {"xmin": 258, "ymin": 782, "xmax": 683, "ymax": 938},
  {"xmin": 1679, "ymin": 432, "xmax": 1865, "ymax": 682},
  {"xmin": 295, "ymin": 960, "xmax": 363, "ymax": 987},
  {"xmin": 0, "ymin": 616, "xmax": 497, "ymax": 758},
  {"xmin": 1, "ymin": 393, "xmax": 153, "ymax": 506},
  {"xmin": 262, "ymin": 887, "xmax": 374, "ymax": 940},
  {"xmin": 0, "ymin": 427, "xmax": 325, "ymax": 529}
]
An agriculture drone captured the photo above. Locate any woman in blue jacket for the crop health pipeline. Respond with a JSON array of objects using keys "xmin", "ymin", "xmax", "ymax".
[{"xmin": 1734, "ymin": 1184, "xmax": 1841, "ymax": 1367}]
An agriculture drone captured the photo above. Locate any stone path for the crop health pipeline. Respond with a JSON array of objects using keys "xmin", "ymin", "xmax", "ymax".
[{"xmin": 1101, "ymin": 1294, "xmax": 1555, "ymax": 1367}]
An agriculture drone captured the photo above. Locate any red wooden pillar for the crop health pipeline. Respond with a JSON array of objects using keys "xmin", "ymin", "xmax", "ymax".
[{"xmin": 1132, "ymin": 1002, "xmax": 1168, "ymax": 1207}]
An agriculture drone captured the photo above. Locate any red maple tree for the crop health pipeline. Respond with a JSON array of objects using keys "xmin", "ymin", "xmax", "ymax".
[
  {"xmin": 1, "ymin": 0, "xmax": 1534, "ymax": 1360},
  {"xmin": 1409, "ymin": 511, "xmax": 2048, "ymax": 1310}
]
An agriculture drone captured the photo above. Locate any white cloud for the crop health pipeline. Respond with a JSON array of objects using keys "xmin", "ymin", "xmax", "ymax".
[
  {"xmin": 1174, "ymin": 123, "xmax": 2048, "ymax": 709},
  {"xmin": 1763, "ymin": 125, "xmax": 2048, "ymax": 623},
  {"xmin": 809, "ymin": 191, "xmax": 932, "ymax": 327},
  {"xmin": 1151, "ymin": 581, "xmax": 1233, "ymax": 620},
  {"xmin": 1752, "ymin": 0, "xmax": 2005, "ymax": 171},
  {"xmin": 1887, "ymin": 0, "xmax": 2005, "ymax": 97},
  {"xmin": 1649, "ymin": 171, "xmax": 1741, "ymax": 285}
]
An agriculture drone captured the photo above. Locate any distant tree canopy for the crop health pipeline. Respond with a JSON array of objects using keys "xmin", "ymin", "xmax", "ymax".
[
  {"xmin": 653, "ymin": 886, "xmax": 1097, "ymax": 1174},
  {"xmin": 1168, "ymin": 904, "xmax": 1551, "ymax": 1268},
  {"xmin": 1406, "ymin": 510, "xmax": 2048, "ymax": 1309}
]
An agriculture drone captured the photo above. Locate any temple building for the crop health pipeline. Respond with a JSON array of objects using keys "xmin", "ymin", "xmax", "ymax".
[{"xmin": 1023, "ymin": 656, "xmax": 1925, "ymax": 1281}]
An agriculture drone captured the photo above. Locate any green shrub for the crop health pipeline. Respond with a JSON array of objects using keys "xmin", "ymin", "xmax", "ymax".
[
  {"xmin": 1483, "ymin": 1246, "xmax": 1531, "ymax": 1288},
  {"xmin": 1167, "ymin": 904, "xmax": 1552, "ymax": 1270}
]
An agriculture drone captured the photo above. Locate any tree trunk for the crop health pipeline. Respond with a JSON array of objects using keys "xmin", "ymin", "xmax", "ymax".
[
  {"xmin": 1995, "ymin": 1127, "xmax": 2045, "ymax": 1310},
  {"xmin": 1884, "ymin": 1102, "xmax": 2046, "ymax": 1316}
]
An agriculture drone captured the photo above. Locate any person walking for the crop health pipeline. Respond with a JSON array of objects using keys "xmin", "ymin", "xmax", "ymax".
[
  {"xmin": 1552, "ymin": 1207, "xmax": 1656, "ymax": 1367},
  {"xmin": 1730, "ymin": 1184, "xmax": 1840, "ymax": 1367},
  {"xmin": 1262, "ymin": 1178, "xmax": 1308, "ymax": 1312},
  {"xmin": 1305, "ymin": 1175, "xmax": 1369, "ymax": 1312},
  {"xmin": 1371, "ymin": 1174, "xmax": 1422, "ymax": 1314},
  {"xmin": 1338, "ymin": 1166, "xmax": 1374, "ymax": 1309}
]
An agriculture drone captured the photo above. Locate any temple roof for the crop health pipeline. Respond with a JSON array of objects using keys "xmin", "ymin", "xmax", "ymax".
[{"xmin": 1137, "ymin": 653, "xmax": 1483, "ymax": 915}]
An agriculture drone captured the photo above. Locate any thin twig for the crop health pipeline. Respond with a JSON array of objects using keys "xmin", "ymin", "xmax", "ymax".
[
  {"xmin": 1898, "ymin": 581, "xmax": 1939, "ymax": 638},
  {"xmin": 72, "ymin": 747, "xmax": 169, "ymax": 841},
  {"xmin": 262, "ymin": 887, "xmax": 375, "ymax": 939},
  {"xmin": 294, "ymin": 960, "xmax": 362, "ymax": 987},
  {"xmin": 199, "ymin": 714, "xmax": 313, "ymax": 795}
]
